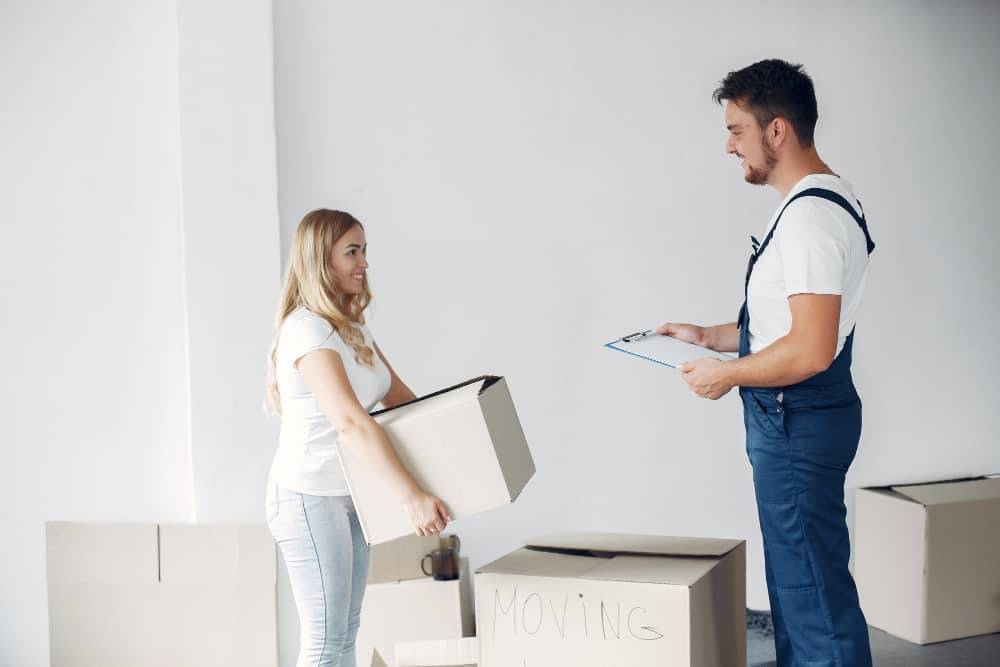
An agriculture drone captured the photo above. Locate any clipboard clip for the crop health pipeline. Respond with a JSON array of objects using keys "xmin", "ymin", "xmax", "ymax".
[{"xmin": 620, "ymin": 329, "xmax": 653, "ymax": 343}]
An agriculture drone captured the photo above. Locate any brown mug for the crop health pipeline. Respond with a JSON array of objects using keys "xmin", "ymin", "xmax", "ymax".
[
  {"xmin": 421, "ymin": 535, "xmax": 461, "ymax": 581},
  {"xmin": 440, "ymin": 533, "xmax": 460, "ymax": 553}
]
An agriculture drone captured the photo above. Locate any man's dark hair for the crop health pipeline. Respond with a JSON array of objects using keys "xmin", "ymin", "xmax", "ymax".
[{"xmin": 713, "ymin": 59, "xmax": 818, "ymax": 147}]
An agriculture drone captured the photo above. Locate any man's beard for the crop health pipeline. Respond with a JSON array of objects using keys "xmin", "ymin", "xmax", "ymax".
[{"xmin": 745, "ymin": 137, "xmax": 778, "ymax": 185}]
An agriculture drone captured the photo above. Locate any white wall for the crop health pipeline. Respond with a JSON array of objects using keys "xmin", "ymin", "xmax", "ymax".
[
  {"xmin": 273, "ymin": 0, "xmax": 1000, "ymax": 614},
  {"xmin": 176, "ymin": 0, "xmax": 281, "ymax": 522},
  {"xmin": 1, "ymin": 1, "xmax": 192, "ymax": 664},
  {"xmin": 1, "ymin": 1, "xmax": 280, "ymax": 664}
]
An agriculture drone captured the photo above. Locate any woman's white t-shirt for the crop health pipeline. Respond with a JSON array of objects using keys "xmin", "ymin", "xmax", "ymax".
[
  {"xmin": 270, "ymin": 306, "xmax": 391, "ymax": 495},
  {"xmin": 746, "ymin": 174, "xmax": 871, "ymax": 356}
]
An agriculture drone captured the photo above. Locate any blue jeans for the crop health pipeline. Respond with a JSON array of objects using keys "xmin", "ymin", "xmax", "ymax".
[{"xmin": 266, "ymin": 481, "xmax": 370, "ymax": 667}]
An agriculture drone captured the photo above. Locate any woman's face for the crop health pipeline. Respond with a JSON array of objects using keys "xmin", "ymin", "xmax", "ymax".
[{"xmin": 329, "ymin": 225, "xmax": 368, "ymax": 296}]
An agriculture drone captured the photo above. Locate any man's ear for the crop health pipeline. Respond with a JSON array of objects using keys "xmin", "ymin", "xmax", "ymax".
[{"xmin": 770, "ymin": 117, "xmax": 792, "ymax": 149}]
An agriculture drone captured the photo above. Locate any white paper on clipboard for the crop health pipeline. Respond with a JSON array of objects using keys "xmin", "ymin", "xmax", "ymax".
[{"xmin": 604, "ymin": 330, "xmax": 735, "ymax": 369}]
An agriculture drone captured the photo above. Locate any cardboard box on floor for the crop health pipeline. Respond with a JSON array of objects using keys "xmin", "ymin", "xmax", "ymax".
[
  {"xmin": 368, "ymin": 533, "xmax": 442, "ymax": 584},
  {"xmin": 855, "ymin": 476, "xmax": 1000, "ymax": 644},
  {"xmin": 342, "ymin": 376, "xmax": 535, "ymax": 545},
  {"xmin": 395, "ymin": 638, "xmax": 479, "ymax": 666},
  {"xmin": 46, "ymin": 522, "xmax": 276, "ymax": 667},
  {"xmin": 475, "ymin": 532, "xmax": 746, "ymax": 667},
  {"xmin": 358, "ymin": 557, "xmax": 475, "ymax": 667}
]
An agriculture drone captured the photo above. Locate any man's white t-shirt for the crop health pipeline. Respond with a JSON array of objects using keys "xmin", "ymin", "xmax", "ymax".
[
  {"xmin": 746, "ymin": 174, "xmax": 871, "ymax": 356},
  {"xmin": 269, "ymin": 306, "xmax": 391, "ymax": 495}
]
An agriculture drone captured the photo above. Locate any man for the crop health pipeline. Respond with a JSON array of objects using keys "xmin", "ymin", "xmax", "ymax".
[{"xmin": 659, "ymin": 59, "xmax": 875, "ymax": 666}]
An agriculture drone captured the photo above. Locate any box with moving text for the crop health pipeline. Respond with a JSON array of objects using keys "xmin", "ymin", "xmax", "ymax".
[{"xmin": 475, "ymin": 532, "xmax": 745, "ymax": 667}]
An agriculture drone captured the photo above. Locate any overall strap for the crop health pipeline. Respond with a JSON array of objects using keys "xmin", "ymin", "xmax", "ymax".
[
  {"xmin": 738, "ymin": 187, "xmax": 875, "ymax": 331},
  {"xmin": 745, "ymin": 187, "xmax": 875, "ymax": 294},
  {"xmin": 794, "ymin": 187, "xmax": 876, "ymax": 255}
]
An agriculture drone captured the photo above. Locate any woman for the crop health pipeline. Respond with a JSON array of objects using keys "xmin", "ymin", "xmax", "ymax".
[{"xmin": 265, "ymin": 209, "xmax": 450, "ymax": 667}]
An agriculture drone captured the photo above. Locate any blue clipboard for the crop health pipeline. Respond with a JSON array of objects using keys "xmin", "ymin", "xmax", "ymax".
[{"xmin": 605, "ymin": 330, "xmax": 734, "ymax": 369}]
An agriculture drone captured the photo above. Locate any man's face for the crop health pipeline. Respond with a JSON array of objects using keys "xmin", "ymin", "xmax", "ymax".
[{"xmin": 724, "ymin": 100, "xmax": 776, "ymax": 186}]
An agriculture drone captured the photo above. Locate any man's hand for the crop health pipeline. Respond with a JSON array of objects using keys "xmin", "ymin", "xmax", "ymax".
[
  {"xmin": 656, "ymin": 322, "xmax": 707, "ymax": 346},
  {"xmin": 679, "ymin": 358, "xmax": 734, "ymax": 400},
  {"xmin": 657, "ymin": 322, "xmax": 741, "ymax": 355}
]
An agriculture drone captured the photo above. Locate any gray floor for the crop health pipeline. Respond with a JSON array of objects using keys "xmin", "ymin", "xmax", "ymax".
[{"xmin": 746, "ymin": 612, "xmax": 1000, "ymax": 666}]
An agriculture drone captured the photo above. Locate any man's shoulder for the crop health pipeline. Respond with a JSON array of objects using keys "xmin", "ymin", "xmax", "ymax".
[
  {"xmin": 777, "ymin": 178, "xmax": 870, "ymax": 253},
  {"xmin": 786, "ymin": 175, "xmax": 862, "ymax": 219}
]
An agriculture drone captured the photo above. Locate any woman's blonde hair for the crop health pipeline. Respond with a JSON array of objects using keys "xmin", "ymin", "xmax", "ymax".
[{"xmin": 266, "ymin": 209, "xmax": 374, "ymax": 415}]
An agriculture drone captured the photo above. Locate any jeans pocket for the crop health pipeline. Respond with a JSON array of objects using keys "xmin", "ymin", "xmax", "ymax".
[
  {"xmin": 759, "ymin": 500, "xmax": 816, "ymax": 588},
  {"xmin": 748, "ymin": 392, "xmax": 785, "ymax": 441}
]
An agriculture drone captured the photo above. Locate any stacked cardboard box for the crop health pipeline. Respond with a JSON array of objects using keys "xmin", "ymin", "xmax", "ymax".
[
  {"xmin": 357, "ymin": 553, "xmax": 474, "ymax": 667},
  {"xmin": 395, "ymin": 638, "xmax": 479, "ymax": 666},
  {"xmin": 368, "ymin": 533, "xmax": 442, "ymax": 584}
]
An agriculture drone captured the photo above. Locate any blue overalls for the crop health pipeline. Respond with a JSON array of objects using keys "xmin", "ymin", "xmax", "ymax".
[{"xmin": 738, "ymin": 188, "xmax": 876, "ymax": 667}]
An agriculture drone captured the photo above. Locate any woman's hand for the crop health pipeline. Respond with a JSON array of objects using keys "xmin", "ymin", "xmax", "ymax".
[{"xmin": 403, "ymin": 490, "xmax": 451, "ymax": 537}]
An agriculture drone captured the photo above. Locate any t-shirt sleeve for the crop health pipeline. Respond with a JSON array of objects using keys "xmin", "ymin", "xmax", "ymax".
[
  {"xmin": 775, "ymin": 199, "xmax": 851, "ymax": 297},
  {"xmin": 283, "ymin": 313, "xmax": 344, "ymax": 367}
]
